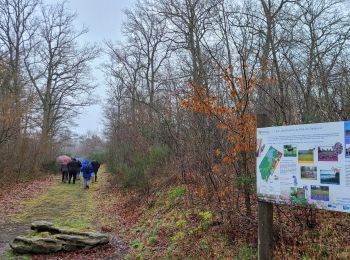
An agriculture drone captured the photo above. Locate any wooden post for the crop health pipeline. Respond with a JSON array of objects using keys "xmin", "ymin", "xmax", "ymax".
[
  {"xmin": 258, "ymin": 201, "xmax": 273, "ymax": 259},
  {"xmin": 257, "ymin": 114, "xmax": 273, "ymax": 260}
]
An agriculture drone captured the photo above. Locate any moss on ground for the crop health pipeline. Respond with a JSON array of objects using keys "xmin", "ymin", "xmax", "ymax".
[
  {"xmin": 124, "ymin": 185, "xmax": 248, "ymax": 259},
  {"xmin": 12, "ymin": 178, "xmax": 98, "ymax": 231},
  {"xmin": 2, "ymin": 251, "xmax": 30, "ymax": 260}
]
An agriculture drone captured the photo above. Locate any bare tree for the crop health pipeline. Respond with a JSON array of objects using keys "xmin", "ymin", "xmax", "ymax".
[
  {"xmin": 0, "ymin": 0, "xmax": 39, "ymax": 135},
  {"xmin": 155, "ymin": 0, "xmax": 222, "ymax": 89},
  {"xmin": 124, "ymin": 1, "xmax": 173, "ymax": 121},
  {"xmin": 105, "ymin": 42, "xmax": 143, "ymax": 123},
  {"xmin": 25, "ymin": 2, "xmax": 98, "ymax": 148},
  {"xmin": 0, "ymin": 0, "xmax": 38, "ymax": 95},
  {"xmin": 278, "ymin": 0, "xmax": 350, "ymax": 122}
]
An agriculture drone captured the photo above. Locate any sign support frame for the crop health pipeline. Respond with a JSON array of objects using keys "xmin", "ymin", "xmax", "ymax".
[{"xmin": 257, "ymin": 114, "xmax": 273, "ymax": 260}]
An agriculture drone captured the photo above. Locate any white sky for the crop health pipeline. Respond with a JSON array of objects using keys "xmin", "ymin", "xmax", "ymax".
[{"xmin": 46, "ymin": 0, "xmax": 135, "ymax": 135}]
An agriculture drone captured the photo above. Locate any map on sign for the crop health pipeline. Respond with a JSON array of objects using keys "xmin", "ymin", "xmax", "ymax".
[
  {"xmin": 259, "ymin": 146, "xmax": 282, "ymax": 182},
  {"xmin": 256, "ymin": 121, "xmax": 350, "ymax": 213}
]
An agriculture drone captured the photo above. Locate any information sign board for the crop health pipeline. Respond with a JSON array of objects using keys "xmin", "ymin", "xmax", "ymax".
[{"xmin": 257, "ymin": 121, "xmax": 350, "ymax": 212}]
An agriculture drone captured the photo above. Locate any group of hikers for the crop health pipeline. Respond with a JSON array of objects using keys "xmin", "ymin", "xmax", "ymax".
[{"xmin": 60, "ymin": 158, "xmax": 101, "ymax": 189}]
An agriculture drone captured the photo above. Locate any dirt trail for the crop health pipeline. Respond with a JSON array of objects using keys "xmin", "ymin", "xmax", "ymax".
[{"xmin": 0, "ymin": 168, "xmax": 128, "ymax": 259}]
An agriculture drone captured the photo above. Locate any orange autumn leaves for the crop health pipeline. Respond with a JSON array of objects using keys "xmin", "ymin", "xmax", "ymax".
[{"xmin": 180, "ymin": 65, "xmax": 257, "ymax": 170}]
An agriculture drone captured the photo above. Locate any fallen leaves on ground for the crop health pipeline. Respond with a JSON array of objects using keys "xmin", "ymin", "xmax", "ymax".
[{"xmin": 0, "ymin": 175, "xmax": 55, "ymax": 225}]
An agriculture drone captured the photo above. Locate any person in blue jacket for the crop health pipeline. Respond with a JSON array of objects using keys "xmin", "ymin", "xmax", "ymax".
[{"xmin": 81, "ymin": 159, "xmax": 93, "ymax": 189}]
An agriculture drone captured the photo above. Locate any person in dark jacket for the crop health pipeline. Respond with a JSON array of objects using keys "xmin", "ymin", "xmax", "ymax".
[
  {"xmin": 75, "ymin": 158, "xmax": 84, "ymax": 180},
  {"xmin": 91, "ymin": 160, "xmax": 101, "ymax": 182},
  {"xmin": 67, "ymin": 158, "xmax": 82, "ymax": 184},
  {"xmin": 60, "ymin": 164, "xmax": 69, "ymax": 183}
]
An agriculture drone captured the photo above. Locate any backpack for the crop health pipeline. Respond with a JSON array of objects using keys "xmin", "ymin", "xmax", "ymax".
[{"xmin": 83, "ymin": 163, "xmax": 90, "ymax": 174}]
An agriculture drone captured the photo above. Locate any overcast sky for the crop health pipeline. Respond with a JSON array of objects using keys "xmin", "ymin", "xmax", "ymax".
[{"xmin": 46, "ymin": 0, "xmax": 135, "ymax": 136}]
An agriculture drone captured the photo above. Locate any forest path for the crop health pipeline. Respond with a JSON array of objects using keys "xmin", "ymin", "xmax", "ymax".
[{"xmin": 0, "ymin": 167, "xmax": 128, "ymax": 259}]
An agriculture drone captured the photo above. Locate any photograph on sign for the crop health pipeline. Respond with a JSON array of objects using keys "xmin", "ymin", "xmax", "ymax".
[{"xmin": 257, "ymin": 121, "xmax": 350, "ymax": 213}]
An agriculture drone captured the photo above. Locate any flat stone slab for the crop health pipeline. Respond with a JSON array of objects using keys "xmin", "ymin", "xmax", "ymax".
[
  {"xmin": 31, "ymin": 221, "xmax": 54, "ymax": 229},
  {"xmin": 10, "ymin": 236, "xmax": 63, "ymax": 254},
  {"xmin": 30, "ymin": 221, "xmax": 61, "ymax": 234},
  {"xmin": 57, "ymin": 233, "xmax": 109, "ymax": 251},
  {"xmin": 10, "ymin": 221, "xmax": 110, "ymax": 254}
]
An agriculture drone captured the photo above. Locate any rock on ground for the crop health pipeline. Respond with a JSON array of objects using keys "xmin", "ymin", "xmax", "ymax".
[
  {"xmin": 10, "ymin": 221, "xmax": 110, "ymax": 254},
  {"xmin": 10, "ymin": 236, "xmax": 63, "ymax": 254}
]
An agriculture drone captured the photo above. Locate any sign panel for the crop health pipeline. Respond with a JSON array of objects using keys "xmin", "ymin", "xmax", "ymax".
[{"xmin": 257, "ymin": 121, "xmax": 350, "ymax": 213}]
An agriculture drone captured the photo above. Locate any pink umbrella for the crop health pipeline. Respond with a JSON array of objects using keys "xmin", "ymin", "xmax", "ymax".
[{"xmin": 56, "ymin": 155, "xmax": 71, "ymax": 165}]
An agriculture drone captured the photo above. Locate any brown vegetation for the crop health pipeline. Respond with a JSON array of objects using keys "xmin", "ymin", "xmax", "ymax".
[
  {"xmin": 103, "ymin": 0, "xmax": 350, "ymax": 258},
  {"xmin": 0, "ymin": 0, "xmax": 97, "ymax": 184}
]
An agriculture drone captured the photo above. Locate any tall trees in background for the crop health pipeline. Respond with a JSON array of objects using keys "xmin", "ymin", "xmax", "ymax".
[
  {"xmin": 104, "ymin": 0, "xmax": 350, "ymax": 218},
  {"xmin": 25, "ymin": 2, "xmax": 98, "ymax": 154},
  {"xmin": 0, "ymin": 0, "xmax": 38, "ymax": 107},
  {"xmin": 0, "ymin": 0, "xmax": 97, "ymax": 181},
  {"xmin": 0, "ymin": 0, "xmax": 39, "ymax": 178}
]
